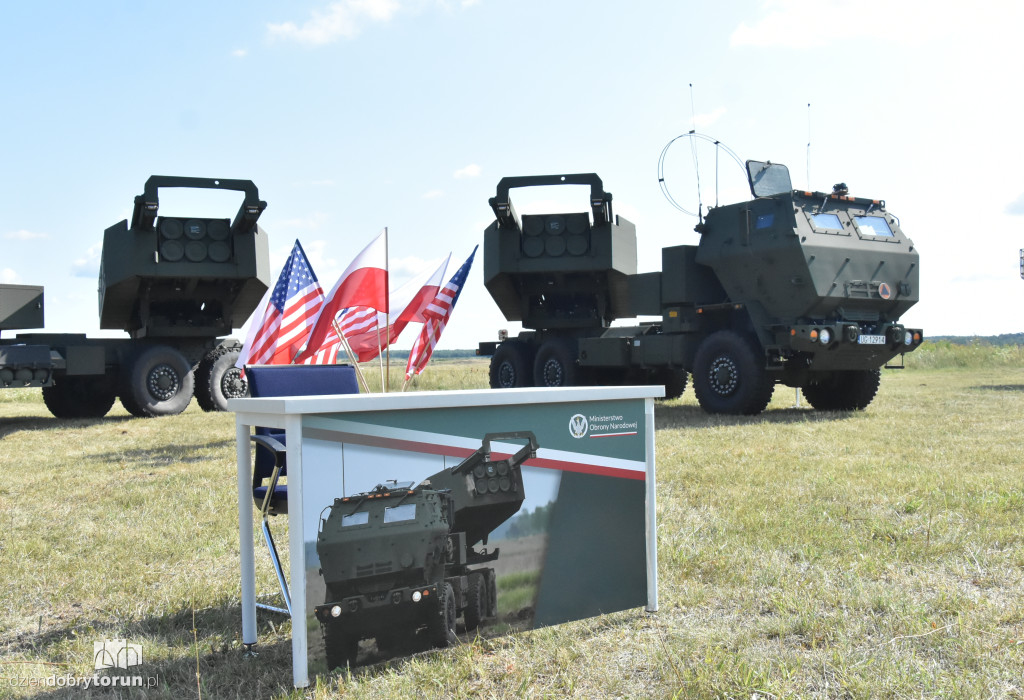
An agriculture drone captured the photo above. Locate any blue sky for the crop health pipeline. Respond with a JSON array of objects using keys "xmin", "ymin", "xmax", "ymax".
[{"xmin": 3, "ymin": 1, "xmax": 1023, "ymax": 351}]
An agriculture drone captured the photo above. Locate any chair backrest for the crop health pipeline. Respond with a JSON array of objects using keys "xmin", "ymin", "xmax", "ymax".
[
  {"xmin": 246, "ymin": 364, "xmax": 359, "ymax": 494},
  {"xmin": 246, "ymin": 364, "xmax": 360, "ymax": 399}
]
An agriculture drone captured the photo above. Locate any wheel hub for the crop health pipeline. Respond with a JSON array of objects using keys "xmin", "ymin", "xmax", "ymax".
[
  {"xmin": 147, "ymin": 364, "xmax": 180, "ymax": 401},
  {"xmin": 221, "ymin": 367, "xmax": 248, "ymax": 399},
  {"xmin": 541, "ymin": 359, "xmax": 563, "ymax": 386},
  {"xmin": 497, "ymin": 361, "xmax": 517, "ymax": 388},
  {"xmin": 708, "ymin": 356, "xmax": 738, "ymax": 396}
]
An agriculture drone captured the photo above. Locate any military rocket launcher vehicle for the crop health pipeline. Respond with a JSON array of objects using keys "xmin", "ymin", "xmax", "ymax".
[
  {"xmin": 0, "ymin": 176, "xmax": 270, "ymax": 417},
  {"xmin": 314, "ymin": 432, "xmax": 537, "ymax": 669},
  {"xmin": 479, "ymin": 163, "xmax": 923, "ymax": 414}
]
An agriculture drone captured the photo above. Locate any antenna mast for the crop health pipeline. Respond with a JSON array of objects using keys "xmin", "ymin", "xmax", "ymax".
[
  {"xmin": 689, "ymin": 83, "xmax": 703, "ymax": 223},
  {"xmin": 806, "ymin": 102, "xmax": 812, "ymax": 190}
]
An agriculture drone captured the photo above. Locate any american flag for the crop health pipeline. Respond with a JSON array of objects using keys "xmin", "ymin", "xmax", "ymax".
[
  {"xmin": 239, "ymin": 240, "xmax": 323, "ymax": 366},
  {"xmin": 300, "ymin": 306, "xmax": 378, "ymax": 365},
  {"xmin": 405, "ymin": 246, "xmax": 477, "ymax": 380}
]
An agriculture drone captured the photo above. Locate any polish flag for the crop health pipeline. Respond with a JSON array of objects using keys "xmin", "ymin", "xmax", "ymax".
[
  {"xmin": 308, "ymin": 255, "xmax": 450, "ymax": 363},
  {"xmin": 293, "ymin": 230, "xmax": 388, "ymax": 364}
]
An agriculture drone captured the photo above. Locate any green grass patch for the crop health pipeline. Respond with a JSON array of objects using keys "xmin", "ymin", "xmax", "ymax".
[
  {"xmin": 1, "ymin": 358, "xmax": 1023, "ymax": 697},
  {"xmin": 496, "ymin": 570, "xmax": 540, "ymax": 615}
]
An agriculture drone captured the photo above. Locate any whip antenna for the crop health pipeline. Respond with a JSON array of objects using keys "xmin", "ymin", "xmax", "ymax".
[
  {"xmin": 689, "ymin": 83, "xmax": 703, "ymax": 222},
  {"xmin": 806, "ymin": 102, "xmax": 812, "ymax": 190}
]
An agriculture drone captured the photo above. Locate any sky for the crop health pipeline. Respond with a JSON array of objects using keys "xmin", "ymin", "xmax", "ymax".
[{"xmin": 3, "ymin": 0, "xmax": 1023, "ymax": 353}]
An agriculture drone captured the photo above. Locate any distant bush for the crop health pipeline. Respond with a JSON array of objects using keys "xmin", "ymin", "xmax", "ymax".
[{"xmin": 906, "ymin": 340, "xmax": 1024, "ymax": 369}]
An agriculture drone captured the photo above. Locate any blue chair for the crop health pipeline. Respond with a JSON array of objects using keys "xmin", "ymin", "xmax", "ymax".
[{"xmin": 246, "ymin": 364, "xmax": 360, "ymax": 615}]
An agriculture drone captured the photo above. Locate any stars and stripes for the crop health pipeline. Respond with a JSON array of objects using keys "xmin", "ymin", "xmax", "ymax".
[
  {"xmin": 238, "ymin": 240, "xmax": 323, "ymax": 367},
  {"xmin": 405, "ymin": 246, "xmax": 477, "ymax": 380}
]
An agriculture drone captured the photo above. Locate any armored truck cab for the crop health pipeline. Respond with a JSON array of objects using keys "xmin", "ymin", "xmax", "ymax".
[
  {"xmin": 314, "ymin": 432, "xmax": 536, "ymax": 669},
  {"xmin": 480, "ymin": 163, "xmax": 923, "ymax": 415}
]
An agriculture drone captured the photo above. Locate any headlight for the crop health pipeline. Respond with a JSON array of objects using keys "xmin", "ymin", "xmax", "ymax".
[
  {"xmin": 330, "ymin": 605, "xmax": 342, "ymax": 618},
  {"xmin": 412, "ymin": 591, "xmax": 422, "ymax": 603},
  {"xmin": 904, "ymin": 331, "xmax": 913, "ymax": 346},
  {"xmin": 819, "ymin": 328, "xmax": 832, "ymax": 345}
]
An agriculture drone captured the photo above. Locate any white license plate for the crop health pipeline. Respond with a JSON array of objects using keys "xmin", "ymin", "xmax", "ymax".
[{"xmin": 857, "ymin": 334, "xmax": 885, "ymax": 345}]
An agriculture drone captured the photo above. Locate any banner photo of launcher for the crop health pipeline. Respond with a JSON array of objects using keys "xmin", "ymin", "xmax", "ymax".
[{"xmin": 295, "ymin": 394, "xmax": 653, "ymax": 675}]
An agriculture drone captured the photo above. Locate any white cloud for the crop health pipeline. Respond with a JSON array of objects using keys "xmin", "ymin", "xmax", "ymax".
[
  {"xmin": 232, "ymin": 48, "xmax": 248, "ymax": 58},
  {"xmin": 453, "ymin": 164, "xmax": 481, "ymax": 179},
  {"xmin": 1006, "ymin": 193, "xmax": 1024, "ymax": 216},
  {"xmin": 731, "ymin": 0, "xmax": 956, "ymax": 49},
  {"xmin": 421, "ymin": 189, "xmax": 444, "ymax": 200},
  {"xmin": 1, "ymin": 268, "xmax": 19, "ymax": 284},
  {"xmin": 71, "ymin": 243, "xmax": 102, "ymax": 278},
  {"xmin": 267, "ymin": 0, "xmax": 400, "ymax": 45},
  {"xmin": 390, "ymin": 255, "xmax": 441, "ymax": 277},
  {"xmin": 4, "ymin": 229, "xmax": 48, "ymax": 240},
  {"xmin": 274, "ymin": 211, "xmax": 330, "ymax": 231},
  {"xmin": 692, "ymin": 107, "xmax": 726, "ymax": 129}
]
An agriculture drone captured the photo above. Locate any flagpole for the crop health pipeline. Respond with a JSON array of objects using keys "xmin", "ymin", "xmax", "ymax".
[
  {"xmin": 332, "ymin": 318, "xmax": 370, "ymax": 393},
  {"xmin": 384, "ymin": 227, "xmax": 390, "ymax": 393}
]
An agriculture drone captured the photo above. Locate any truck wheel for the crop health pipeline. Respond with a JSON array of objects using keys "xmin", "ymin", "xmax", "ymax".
[
  {"xmin": 801, "ymin": 370, "xmax": 880, "ymax": 411},
  {"xmin": 693, "ymin": 331, "xmax": 773, "ymax": 415},
  {"xmin": 322, "ymin": 620, "xmax": 359, "ymax": 670},
  {"xmin": 488, "ymin": 574, "xmax": 498, "ymax": 618},
  {"xmin": 652, "ymin": 369, "xmax": 687, "ymax": 400},
  {"xmin": 533, "ymin": 340, "xmax": 579, "ymax": 387},
  {"xmin": 429, "ymin": 583, "xmax": 458, "ymax": 648},
  {"xmin": 195, "ymin": 348, "xmax": 248, "ymax": 412},
  {"xmin": 119, "ymin": 345, "xmax": 195, "ymax": 417},
  {"xmin": 489, "ymin": 341, "xmax": 534, "ymax": 388},
  {"xmin": 42, "ymin": 375, "xmax": 116, "ymax": 419},
  {"xmin": 464, "ymin": 572, "xmax": 487, "ymax": 631}
]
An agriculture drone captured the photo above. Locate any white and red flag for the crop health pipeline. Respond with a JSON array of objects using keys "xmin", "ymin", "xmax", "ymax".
[
  {"xmin": 405, "ymin": 246, "xmax": 477, "ymax": 380},
  {"xmin": 304, "ymin": 255, "xmax": 450, "ymax": 364},
  {"xmin": 236, "ymin": 239, "xmax": 323, "ymax": 367},
  {"xmin": 294, "ymin": 230, "xmax": 388, "ymax": 364},
  {"xmin": 346, "ymin": 255, "xmax": 451, "ymax": 361}
]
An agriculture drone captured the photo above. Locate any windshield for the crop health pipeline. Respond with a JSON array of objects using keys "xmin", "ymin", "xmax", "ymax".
[
  {"xmin": 853, "ymin": 215, "xmax": 894, "ymax": 238},
  {"xmin": 747, "ymin": 161, "xmax": 792, "ymax": 198}
]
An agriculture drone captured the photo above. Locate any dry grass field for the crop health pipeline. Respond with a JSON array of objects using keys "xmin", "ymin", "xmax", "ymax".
[{"xmin": 1, "ymin": 348, "xmax": 1022, "ymax": 698}]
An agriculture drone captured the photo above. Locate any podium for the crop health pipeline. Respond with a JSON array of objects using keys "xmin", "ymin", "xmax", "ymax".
[{"xmin": 231, "ymin": 385, "xmax": 661, "ymax": 687}]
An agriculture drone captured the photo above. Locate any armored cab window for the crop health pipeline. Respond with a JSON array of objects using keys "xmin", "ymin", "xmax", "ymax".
[
  {"xmin": 853, "ymin": 215, "xmax": 895, "ymax": 239},
  {"xmin": 341, "ymin": 511, "xmax": 369, "ymax": 527},
  {"xmin": 383, "ymin": 503, "xmax": 416, "ymax": 523},
  {"xmin": 810, "ymin": 212, "xmax": 844, "ymax": 231}
]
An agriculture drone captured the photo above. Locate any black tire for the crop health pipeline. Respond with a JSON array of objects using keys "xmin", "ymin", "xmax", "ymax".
[
  {"xmin": 195, "ymin": 348, "xmax": 248, "ymax": 412},
  {"xmin": 322, "ymin": 620, "xmax": 359, "ymax": 670},
  {"xmin": 801, "ymin": 369, "xmax": 881, "ymax": 411},
  {"xmin": 488, "ymin": 574, "xmax": 498, "ymax": 618},
  {"xmin": 489, "ymin": 341, "xmax": 534, "ymax": 389},
  {"xmin": 692, "ymin": 330, "xmax": 774, "ymax": 415},
  {"xmin": 652, "ymin": 369, "xmax": 688, "ymax": 400},
  {"xmin": 429, "ymin": 583, "xmax": 458, "ymax": 648},
  {"xmin": 41, "ymin": 375, "xmax": 116, "ymax": 419},
  {"xmin": 464, "ymin": 572, "xmax": 487, "ymax": 631},
  {"xmin": 533, "ymin": 339, "xmax": 579, "ymax": 387},
  {"xmin": 119, "ymin": 345, "xmax": 195, "ymax": 418}
]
